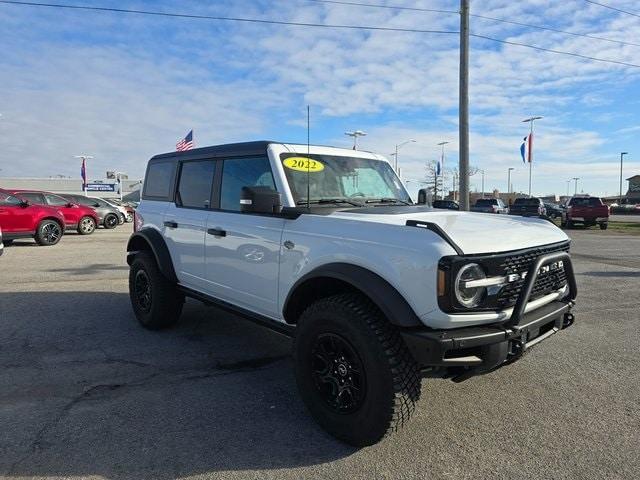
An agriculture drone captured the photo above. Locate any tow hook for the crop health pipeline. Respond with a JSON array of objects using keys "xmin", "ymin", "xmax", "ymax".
[{"xmin": 562, "ymin": 312, "xmax": 575, "ymax": 328}]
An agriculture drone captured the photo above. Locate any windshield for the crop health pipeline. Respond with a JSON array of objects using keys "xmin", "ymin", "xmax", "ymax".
[
  {"xmin": 570, "ymin": 197, "xmax": 603, "ymax": 207},
  {"xmin": 280, "ymin": 153, "xmax": 411, "ymax": 205}
]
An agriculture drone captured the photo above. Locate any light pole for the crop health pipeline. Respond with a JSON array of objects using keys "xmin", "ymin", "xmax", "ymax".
[
  {"xmin": 393, "ymin": 139, "xmax": 416, "ymax": 173},
  {"xmin": 345, "ymin": 130, "xmax": 367, "ymax": 150},
  {"xmin": 480, "ymin": 169, "xmax": 485, "ymax": 198},
  {"xmin": 507, "ymin": 167, "xmax": 514, "ymax": 194},
  {"xmin": 566, "ymin": 179, "xmax": 571, "ymax": 197},
  {"xmin": 573, "ymin": 177, "xmax": 580, "ymax": 196},
  {"xmin": 522, "ymin": 116, "xmax": 543, "ymax": 197},
  {"xmin": 437, "ymin": 141, "xmax": 449, "ymax": 200},
  {"xmin": 620, "ymin": 152, "xmax": 628, "ymax": 204},
  {"xmin": 74, "ymin": 155, "xmax": 94, "ymax": 195}
]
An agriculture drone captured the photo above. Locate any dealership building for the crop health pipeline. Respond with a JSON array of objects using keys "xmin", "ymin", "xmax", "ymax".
[{"xmin": 0, "ymin": 177, "xmax": 143, "ymax": 201}]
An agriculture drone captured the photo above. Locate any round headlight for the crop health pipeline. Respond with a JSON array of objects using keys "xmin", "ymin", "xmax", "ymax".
[{"xmin": 454, "ymin": 263, "xmax": 487, "ymax": 308}]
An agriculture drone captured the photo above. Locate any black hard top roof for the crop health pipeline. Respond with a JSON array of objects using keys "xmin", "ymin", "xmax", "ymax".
[{"xmin": 149, "ymin": 140, "xmax": 277, "ymax": 162}]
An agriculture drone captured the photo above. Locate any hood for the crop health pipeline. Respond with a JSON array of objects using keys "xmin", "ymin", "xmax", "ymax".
[{"xmin": 331, "ymin": 206, "xmax": 569, "ymax": 255}]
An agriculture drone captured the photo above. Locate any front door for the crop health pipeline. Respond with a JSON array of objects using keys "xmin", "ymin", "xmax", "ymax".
[
  {"xmin": 0, "ymin": 192, "xmax": 33, "ymax": 232},
  {"xmin": 204, "ymin": 156, "xmax": 284, "ymax": 319}
]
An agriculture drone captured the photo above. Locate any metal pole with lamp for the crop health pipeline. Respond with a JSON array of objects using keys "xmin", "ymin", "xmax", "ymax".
[
  {"xmin": 481, "ymin": 169, "xmax": 485, "ymax": 198},
  {"xmin": 345, "ymin": 130, "xmax": 366, "ymax": 150},
  {"xmin": 437, "ymin": 141, "xmax": 449, "ymax": 200},
  {"xmin": 573, "ymin": 177, "xmax": 580, "ymax": 195},
  {"xmin": 508, "ymin": 167, "xmax": 514, "ymax": 194},
  {"xmin": 393, "ymin": 139, "xmax": 416, "ymax": 173}
]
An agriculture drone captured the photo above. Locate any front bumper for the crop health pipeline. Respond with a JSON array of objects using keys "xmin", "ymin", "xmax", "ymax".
[{"xmin": 401, "ymin": 251, "xmax": 577, "ymax": 376}]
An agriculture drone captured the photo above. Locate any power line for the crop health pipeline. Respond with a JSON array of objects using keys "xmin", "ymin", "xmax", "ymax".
[
  {"xmin": 583, "ymin": 0, "xmax": 640, "ymax": 18},
  {"xmin": 1, "ymin": 0, "xmax": 639, "ymax": 68},
  {"xmin": 306, "ymin": 0, "xmax": 640, "ymax": 48}
]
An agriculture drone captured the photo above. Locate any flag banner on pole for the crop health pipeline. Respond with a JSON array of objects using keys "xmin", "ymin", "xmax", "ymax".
[
  {"xmin": 176, "ymin": 130, "xmax": 194, "ymax": 151},
  {"xmin": 436, "ymin": 159, "xmax": 441, "ymax": 176},
  {"xmin": 80, "ymin": 158, "xmax": 87, "ymax": 188},
  {"xmin": 520, "ymin": 133, "xmax": 533, "ymax": 163}
]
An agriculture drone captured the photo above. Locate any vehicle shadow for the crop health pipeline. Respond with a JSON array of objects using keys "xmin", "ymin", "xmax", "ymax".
[
  {"xmin": 580, "ymin": 270, "xmax": 639, "ymax": 278},
  {"xmin": 0, "ymin": 291, "xmax": 356, "ymax": 479},
  {"xmin": 47, "ymin": 264, "xmax": 130, "ymax": 275}
]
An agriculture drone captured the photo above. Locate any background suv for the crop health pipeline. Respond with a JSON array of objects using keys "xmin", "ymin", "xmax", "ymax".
[
  {"xmin": 60, "ymin": 194, "xmax": 120, "ymax": 229},
  {"xmin": 471, "ymin": 198, "xmax": 508, "ymax": 214},
  {"xmin": 9, "ymin": 190, "xmax": 99, "ymax": 235},
  {"xmin": 0, "ymin": 188, "xmax": 65, "ymax": 246}
]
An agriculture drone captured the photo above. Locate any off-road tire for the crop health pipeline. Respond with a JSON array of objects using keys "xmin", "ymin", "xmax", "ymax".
[
  {"xmin": 77, "ymin": 216, "xmax": 96, "ymax": 235},
  {"xmin": 129, "ymin": 251, "xmax": 183, "ymax": 329},
  {"xmin": 600, "ymin": 223, "xmax": 608, "ymax": 230},
  {"xmin": 34, "ymin": 219, "xmax": 63, "ymax": 246},
  {"xmin": 294, "ymin": 293, "xmax": 420, "ymax": 447},
  {"xmin": 103, "ymin": 213, "xmax": 118, "ymax": 229}
]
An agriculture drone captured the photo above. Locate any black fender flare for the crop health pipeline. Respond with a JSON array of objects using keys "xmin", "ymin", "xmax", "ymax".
[
  {"xmin": 126, "ymin": 228, "xmax": 178, "ymax": 283},
  {"xmin": 283, "ymin": 263, "xmax": 423, "ymax": 328}
]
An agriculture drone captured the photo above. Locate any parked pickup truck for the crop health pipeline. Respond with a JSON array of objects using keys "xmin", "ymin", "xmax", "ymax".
[
  {"xmin": 471, "ymin": 198, "xmax": 508, "ymax": 214},
  {"xmin": 509, "ymin": 197, "xmax": 546, "ymax": 218},
  {"xmin": 127, "ymin": 141, "xmax": 577, "ymax": 446},
  {"xmin": 561, "ymin": 196, "xmax": 609, "ymax": 230}
]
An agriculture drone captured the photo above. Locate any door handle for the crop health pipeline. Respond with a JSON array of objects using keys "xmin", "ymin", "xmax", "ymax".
[
  {"xmin": 164, "ymin": 221, "xmax": 178, "ymax": 228},
  {"xmin": 207, "ymin": 228, "xmax": 226, "ymax": 237}
]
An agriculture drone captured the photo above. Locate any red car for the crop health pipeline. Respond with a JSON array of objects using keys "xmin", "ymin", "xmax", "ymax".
[
  {"xmin": 9, "ymin": 190, "xmax": 99, "ymax": 235},
  {"xmin": 0, "ymin": 188, "xmax": 66, "ymax": 246}
]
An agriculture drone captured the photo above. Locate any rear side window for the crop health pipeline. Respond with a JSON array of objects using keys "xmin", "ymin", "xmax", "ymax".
[
  {"xmin": 514, "ymin": 198, "xmax": 539, "ymax": 206},
  {"xmin": 177, "ymin": 160, "xmax": 215, "ymax": 209},
  {"xmin": 143, "ymin": 160, "xmax": 176, "ymax": 200},
  {"xmin": 44, "ymin": 193, "xmax": 69, "ymax": 206},
  {"xmin": 220, "ymin": 157, "xmax": 275, "ymax": 211},
  {"xmin": 0, "ymin": 192, "xmax": 22, "ymax": 206},
  {"xmin": 19, "ymin": 192, "xmax": 46, "ymax": 204}
]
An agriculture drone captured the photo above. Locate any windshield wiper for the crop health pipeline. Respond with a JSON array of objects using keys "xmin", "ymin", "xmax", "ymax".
[
  {"xmin": 297, "ymin": 198, "xmax": 363, "ymax": 207},
  {"xmin": 365, "ymin": 198, "xmax": 412, "ymax": 205}
]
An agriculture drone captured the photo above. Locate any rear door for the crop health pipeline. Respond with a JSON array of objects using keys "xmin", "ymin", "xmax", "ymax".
[
  {"xmin": 204, "ymin": 155, "xmax": 285, "ymax": 318},
  {"xmin": 43, "ymin": 193, "xmax": 77, "ymax": 226},
  {"xmin": 163, "ymin": 159, "xmax": 216, "ymax": 291}
]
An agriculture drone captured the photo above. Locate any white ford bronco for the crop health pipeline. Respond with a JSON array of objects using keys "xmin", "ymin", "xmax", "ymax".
[{"xmin": 127, "ymin": 141, "xmax": 577, "ymax": 446}]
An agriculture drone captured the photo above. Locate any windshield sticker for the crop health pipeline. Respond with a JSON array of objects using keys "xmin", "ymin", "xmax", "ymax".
[{"xmin": 283, "ymin": 157, "xmax": 325, "ymax": 173}]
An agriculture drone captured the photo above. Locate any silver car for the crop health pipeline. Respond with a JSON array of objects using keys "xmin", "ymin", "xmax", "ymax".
[{"xmin": 60, "ymin": 194, "xmax": 120, "ymax": 229}]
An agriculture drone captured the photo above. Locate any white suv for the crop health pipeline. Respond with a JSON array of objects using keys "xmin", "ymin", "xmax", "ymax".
[{"xmin": 127, "ymin": 141, "xmax": 577, "ymax": 446}]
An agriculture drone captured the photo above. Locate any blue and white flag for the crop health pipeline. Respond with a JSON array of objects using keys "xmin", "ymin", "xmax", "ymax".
[
  {"xmin": 520, "ymin": 133, "xmax": 532, "ymax": 163},
  {"xmin": 436, "ymin": 159, "xmax": 441, "ymax": 176}
]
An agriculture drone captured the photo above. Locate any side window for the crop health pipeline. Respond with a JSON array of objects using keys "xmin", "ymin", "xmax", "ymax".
[
  {"xmin": 19, "ymin": 192, "xmax": 46, "ymax": 204},
  {"xmin": 220, "ymin": 157, "xmax": 275, "ymax": 211},
  {"xmin": 143, "ymin": 160, "xmax": 176, "ymax": 200},
  {"xmin": 44, "ymin": 194, "xmax": 69, "ymax": 206},
  {"xmin": 176, "ymin": 160, "xmax": 215, "ymax": 209},
  {"xmin": 0, "ymin": 193, "xmax": 22, "ymax": 206}
]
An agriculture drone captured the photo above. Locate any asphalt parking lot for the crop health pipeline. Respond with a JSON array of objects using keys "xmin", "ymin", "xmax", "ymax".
[{"xmin": 1, "ymin": 226, "xmax": 639, "ymax": 480}]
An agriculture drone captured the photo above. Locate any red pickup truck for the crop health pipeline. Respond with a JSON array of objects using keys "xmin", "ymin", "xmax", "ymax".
[{"xmin": 561, "ymin": 196, "xmax": 609, "ymax": 230}]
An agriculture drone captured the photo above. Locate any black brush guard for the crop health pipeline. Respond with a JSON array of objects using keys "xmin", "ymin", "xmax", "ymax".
[{"xmin": 401, "ymin": 252, "xmax": 577, "ymax": 378}]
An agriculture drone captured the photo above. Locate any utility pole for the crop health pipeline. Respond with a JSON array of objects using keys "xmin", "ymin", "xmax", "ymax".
[
  {"xmin": 459, "ymin": 0, "xmax": 470, "ymax": 211},
  {"xmin": 573, "ymin": 177, "xmax": 580, "ymax": 196},
  {"xmin": 481, "ymin": 169, "xmax": 485, "ymax": 198},
  {"xmin": 507, "ymin": 167, "xmax": 514, "ymax": 194},
  {"xmin": 345, "ymin": 130, "xmax": 366, "ymax": 150},
  {"xmin": 437, "ymin": 141, "xmax": 449, "ymax": 200},
  {"xmin": 620, "ymin": 152, "xmax": 628, "ymax": 204},
  {"xmin": 566, "ymin": 179, "xmax": 571, "ymax": 197}
]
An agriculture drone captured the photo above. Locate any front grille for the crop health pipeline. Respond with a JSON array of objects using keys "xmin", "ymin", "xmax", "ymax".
[{"xmin": 496, "ymin": 242, "xmax": 570, "ymax": 307}]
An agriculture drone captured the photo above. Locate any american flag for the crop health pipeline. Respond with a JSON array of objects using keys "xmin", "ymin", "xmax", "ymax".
[
  {"xmin": 176, "ymin": 130, "xmax": 194, "ymax": 151},
  {"xmin": 80, "ymin": 158, "xmax": 87, "ymax": 188}
]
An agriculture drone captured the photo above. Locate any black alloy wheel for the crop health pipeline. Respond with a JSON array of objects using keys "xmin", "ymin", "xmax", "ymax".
[
  {"xmin": 134, "ymin": 269, "xmax": 152, "ymax": 313},
  {"xmin": 311, "ymin": 333, "xmax": 366, "ymax": 414}
]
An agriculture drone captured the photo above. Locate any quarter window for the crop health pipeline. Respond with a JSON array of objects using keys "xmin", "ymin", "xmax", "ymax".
[
  {"xmin": 220, "ymin": 157, "xmax": 275, "ymax": 211},
  {"xmin": 177, "ymin": 160, "xmax": 215, "ymax": 209},
  {"xmin": 44, "ymin": 193, "xmax": 69, "ymax": 206},
  {"xmin": 144, "ymin": 160, "xmax": 176, "ymax": 199}
]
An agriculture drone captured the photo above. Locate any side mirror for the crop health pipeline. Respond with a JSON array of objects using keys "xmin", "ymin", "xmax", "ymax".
[
  {"xmin": 93, "ymin": 203, "xmax": 100, "ymax": 208},
  {"xmin": 452, "ymin": 203, "xmax": 460, "ymax": 211},
  {"xmin": 66, "ymin": 203, "xmax": 75, "ymax": 208},
  {"xmin": 19, "ymin": 200, "xmax": 30, "ymax": 208},
  {"xmin": 417, "ymin": 188, "xmax": 428, "ymax": 205},
  {"xmin": 240, "ymin": 186, "xmax": 282, "ymax": 214}
]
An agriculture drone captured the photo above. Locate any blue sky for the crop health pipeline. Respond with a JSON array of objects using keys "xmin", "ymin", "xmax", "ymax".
[{"xmin": 0, "ymin": 0, "xmax": 639, "ymax": 198}]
